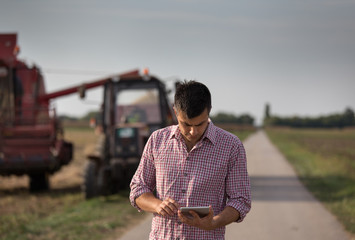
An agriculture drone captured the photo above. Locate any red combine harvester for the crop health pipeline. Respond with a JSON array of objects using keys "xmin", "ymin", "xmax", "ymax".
[
  {"xmin": 0, "ymin": 33, "xmax": 73, "ymax": 191},
  {"xmin": 1, "ymin": 33, "xmax": 177, "ymax": 197}
]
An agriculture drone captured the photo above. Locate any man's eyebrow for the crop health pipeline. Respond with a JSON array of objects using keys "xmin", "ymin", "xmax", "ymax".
[
  {"xmin": 183, "ymin": 119, "xmax": 208, "ymax": 126},
  {"xmin": 196, "ymin": 120, "xmax": 207, "ymax": 126}
]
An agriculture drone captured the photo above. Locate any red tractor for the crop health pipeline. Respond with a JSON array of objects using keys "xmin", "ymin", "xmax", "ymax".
[{"xmin": 0, "ymin": 33, "xmax": 73, "ymax": 191}]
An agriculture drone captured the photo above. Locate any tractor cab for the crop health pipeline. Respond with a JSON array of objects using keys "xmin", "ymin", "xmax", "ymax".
[
  {"xmin": 83, "ymin": 73, "xmax": 177, "ymax": 198},
  {"xmin": 113, "ymin": 78, "xmax": 175, "ymax": 157}
]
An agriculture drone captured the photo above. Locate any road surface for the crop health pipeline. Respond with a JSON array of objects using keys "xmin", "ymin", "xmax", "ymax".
[{"xmin": 118, "ymin": 130, "xmax": 352, "ymax": 240}]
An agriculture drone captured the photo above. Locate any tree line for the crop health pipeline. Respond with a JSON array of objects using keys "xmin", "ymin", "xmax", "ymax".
[
  {"xmin": 210, "ymin": 112, "xmax": 255, "ymax": 125},
  {"xmin": 60, "ymin": 111, "xmax": 256, "ymax": 126},
  {"xmin": 263, "ymin": 104, "xmax": 355, "ymax": 128}
]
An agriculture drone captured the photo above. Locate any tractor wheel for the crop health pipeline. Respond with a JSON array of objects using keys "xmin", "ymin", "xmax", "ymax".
[
  {"xmin": 83, "ymin": 161, "xmax": 99, "ymax": 199},
  {"xmin": 110, "ymin": 161, "xmax": 125, "ymax": 194},
  {"xmin": 29, "ymin": 173, "xmax": 50, "ymax": 192},
  {"xmin": 125, "ymin": 158, "xmax": 140, "ymax": 188}
]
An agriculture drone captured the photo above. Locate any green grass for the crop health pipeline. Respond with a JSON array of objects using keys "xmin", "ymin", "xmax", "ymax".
[
  {"xmin": 231, "ymin": 129, "xmax": 255, "ymax": 142},
  {"xmin": 214, "ymin": 123, "xmax": 256, "ymax": 142},
  {"xmin": 0, "ymin": 191, "xmax": 144, "ymax": 240},
  {"xmin": 0, "ymin": 126, "xmax": 145, "ymax": 240},
  {"xmin": 265, "ymin": 128, "xmax": 355, "ymax": 234}
]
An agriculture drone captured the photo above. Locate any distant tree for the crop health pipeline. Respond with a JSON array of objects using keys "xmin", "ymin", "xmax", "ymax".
[
  {"xmin": 342, "ymin": 107, "xmax": 355, "ymax": 126},
  {"xmin": 263, "ymin": 103, "xmax": 271, "ymax": 126},
  {"xmin": 211, "ymin": 112, "xmax": 239, "ymax": 123},
  {"xmin": 264, "ymin": 103, "xmax": 270, "ymax": 119},
  {"xmin": 81, "ymin": 111, "xmax": 100, "ymax": 121},
  {"xmin": 237, "ymin": 114, "xmax": 255, "ymax": 125},
  {"xmin": 266, "ymin": 107, "xmax": 355, "ymax": 128},
  {"xmin": 210, "ymin": 112, "xmax": 254, "ymax": 125},
  {"xmin": 58, "ymin": 115, "xmax": 78, "ymax": 121}
]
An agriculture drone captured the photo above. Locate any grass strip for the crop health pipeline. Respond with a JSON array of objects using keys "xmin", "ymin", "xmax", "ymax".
[
  {"xmin": 266, "ymin": 128, "xmax": 355, "ymax": 234},
  {"xmin": 1, "ymin": 191, "xmax": 144, "ymax": 240}
]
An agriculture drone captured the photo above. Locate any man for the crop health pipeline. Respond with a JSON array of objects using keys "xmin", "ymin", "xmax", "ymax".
[{"xmin": 130, "ymin": 80, "xmax": 251, "ymax": 240}]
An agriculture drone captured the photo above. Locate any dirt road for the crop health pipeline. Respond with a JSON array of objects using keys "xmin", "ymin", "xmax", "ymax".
[{"xmin": 118, "ymin": 130, "xmax": 351, "ymax": 240}]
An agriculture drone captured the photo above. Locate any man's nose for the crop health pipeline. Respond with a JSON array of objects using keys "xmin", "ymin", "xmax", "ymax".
[{"xmin": 190, "ymin": 126, "xmax": 198, "ymax": 136}]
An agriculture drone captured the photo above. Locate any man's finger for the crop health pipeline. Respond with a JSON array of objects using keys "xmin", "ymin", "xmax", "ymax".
[
  {"xmin": 160, "ymin": 198, "xmax": 179, "ymax": 216},
  {"xmin": 168, "ymin": 202, "xmax": 179, "ymax": 212},
  {"xmin": 189, "ymin": 210, "xmax": 201, "ymax": 219},
  {"xmin": 165, "ymin": 198, "xmax": 179, "ymax": 212},
  {"xmin": 178, "ymin": 210, "xmax": 193, "ymax": 223}
]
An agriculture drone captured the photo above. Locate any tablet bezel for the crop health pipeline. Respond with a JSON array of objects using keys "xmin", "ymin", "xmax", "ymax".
[{"xmin": 180, "ymin": 206, "xmax": 210, "ymax": 218}]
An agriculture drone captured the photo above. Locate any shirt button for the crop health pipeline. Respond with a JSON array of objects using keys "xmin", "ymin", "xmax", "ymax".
[
  {"xmin": 182, "ymin": 189, "xmax": 186, "ymax": 193},
  {"xmin": 184, "ymin": 173, "xmax": 188, "ymax": 177}
]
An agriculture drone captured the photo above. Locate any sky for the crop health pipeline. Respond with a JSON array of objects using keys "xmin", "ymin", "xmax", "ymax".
[{"xmin": 1, "ymin": 0, "xmax": 355, "ymax": 126}]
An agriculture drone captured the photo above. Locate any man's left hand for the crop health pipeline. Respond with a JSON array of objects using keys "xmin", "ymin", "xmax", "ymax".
[{"xmin": 178, "ymin": 206, "xmax": 216, "ymax": 231}]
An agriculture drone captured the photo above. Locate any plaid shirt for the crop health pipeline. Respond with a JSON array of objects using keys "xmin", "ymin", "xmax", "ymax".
[{"xmin": 130, "ymin": 121, "xmax": 251, "ymax": 240}]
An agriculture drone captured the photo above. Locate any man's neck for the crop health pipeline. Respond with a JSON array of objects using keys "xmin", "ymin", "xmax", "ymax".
[{"xmin": 185, "ymin": 141, "xmax": 195, "ymax": 152}]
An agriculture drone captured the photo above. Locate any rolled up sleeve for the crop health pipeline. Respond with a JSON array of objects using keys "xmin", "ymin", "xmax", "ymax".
[
  {"xmin": 225, "ymin": 141, "xmax": 251, "ymax": 222},
  {"xmin": 129, "ymin": 135, "xmax": 156, "ymax": 211}
]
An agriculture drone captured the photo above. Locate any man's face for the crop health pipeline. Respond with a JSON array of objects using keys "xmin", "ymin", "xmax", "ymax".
[{"xmin": 174, "ymin": 108, "xmax": 210, "ymax": 146}]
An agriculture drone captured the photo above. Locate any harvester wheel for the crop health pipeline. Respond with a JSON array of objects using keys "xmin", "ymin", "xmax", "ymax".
[
  {"xmin": 83, "ymin": 161, "xmax": 99, "ymax": 199},
  {"xmin": 29, "ymin": 173, "xmax": 50, "ymax": 192}
]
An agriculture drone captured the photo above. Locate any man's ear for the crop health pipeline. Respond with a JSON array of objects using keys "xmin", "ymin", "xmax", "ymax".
[{"xmin": 173, "ymin": 106, "xmax": 178, "ymax": 117}]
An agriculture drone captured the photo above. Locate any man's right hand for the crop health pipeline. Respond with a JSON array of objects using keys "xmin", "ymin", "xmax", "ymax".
[
  {"xmin": 135, "ymin": 193, "xmax": 180, "ymax": 217},
  {"xmin": 155, "ymin": 197, "xmax": 180, "ymax": 217}
]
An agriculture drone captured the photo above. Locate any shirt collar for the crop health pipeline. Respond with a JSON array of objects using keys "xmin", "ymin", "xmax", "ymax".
[
  {"xmin": 170, "ymin": 124, "xmax": 180, "ymax": 140},
  {"xmin": 203, "ymin": 119, "xmax": 217, "ymax": 145},
  {"xmin": 169, "ymin": 119, "xmax": 217, "ymax": 146}
]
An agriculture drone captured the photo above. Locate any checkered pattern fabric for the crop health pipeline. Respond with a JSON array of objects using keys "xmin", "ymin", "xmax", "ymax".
[{"xmin": 130, "ymin": 121, "xmax": 251, "ymax": 240}]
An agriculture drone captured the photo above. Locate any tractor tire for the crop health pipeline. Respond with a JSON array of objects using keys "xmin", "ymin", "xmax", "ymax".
[
  {"xmin": 29, "ymin": 173, "xmax": 50, "ymax": 192},
  {"xmin": 125, "ymin": 158, "xmax": 140, "ymax": 188},
  {"xmin": 83, "ymin": 161, "xmax": 99, "ymax": 199}
]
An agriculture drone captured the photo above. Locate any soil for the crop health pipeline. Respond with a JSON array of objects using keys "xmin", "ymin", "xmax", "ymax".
[{"xmin": 0, "ymin": 127, "xmax": 97, "ymax": 215}]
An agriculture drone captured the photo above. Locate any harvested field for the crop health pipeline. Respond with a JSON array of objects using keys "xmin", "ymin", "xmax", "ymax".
[{"xmin": 0, "ymin": 127, "xmax": 144, "ymax": 240}]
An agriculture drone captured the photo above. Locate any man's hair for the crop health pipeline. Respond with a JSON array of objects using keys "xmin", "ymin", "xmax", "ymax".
[{"xmin": 174, "ymin": 80, "xmax": 212, "ymax": 119}]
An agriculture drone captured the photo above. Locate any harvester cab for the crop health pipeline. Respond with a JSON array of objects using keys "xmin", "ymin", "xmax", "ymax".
[{"xmin": 83, "ymin": 71, "xmax": 177, "ymax": 198}]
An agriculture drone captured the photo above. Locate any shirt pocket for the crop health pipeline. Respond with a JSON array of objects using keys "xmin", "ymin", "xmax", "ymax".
[
  {"xmin": 154, "ymin": 153, "xmax": 183, "ymax": 195},
  {"xmin": 155, "ymin": 152, "xmax": 182, "ymax": 175}
]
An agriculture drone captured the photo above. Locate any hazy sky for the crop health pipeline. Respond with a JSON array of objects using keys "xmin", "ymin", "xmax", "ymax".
[{"xmin": 1, "ymin": 0, "xmax": 355, "ymax": 125}]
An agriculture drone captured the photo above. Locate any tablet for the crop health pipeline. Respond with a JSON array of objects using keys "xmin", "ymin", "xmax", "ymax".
[{"xmin": 180, "ymin": 206, "xmax": 210, "ymax": 218}]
